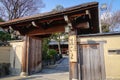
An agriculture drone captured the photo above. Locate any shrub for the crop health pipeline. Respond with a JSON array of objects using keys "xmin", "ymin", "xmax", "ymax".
[
  {"xmin": 0, "ymin": 31, "xmax": 11, "ymax": 42},
  {"xmin": 47, "ymin": 49, "xmax": 57, "ymax": 64},
  {"xmin": 47, "ymin": 49, "xmax": 57, "ymax": 58},
  {"xmin": 42, "ymin": 38, "xmax": 49, "ymax": 60}
]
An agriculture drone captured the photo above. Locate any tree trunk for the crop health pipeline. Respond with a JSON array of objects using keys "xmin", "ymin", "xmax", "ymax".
[{"xmin": 58, "ymin": 41, "xmax": 62, "ymax": 54}]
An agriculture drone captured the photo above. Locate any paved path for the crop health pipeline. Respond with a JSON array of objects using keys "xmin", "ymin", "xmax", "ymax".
[{"xmin": 0, "ymin": 56, "xmax": 69, "ymax": 80}]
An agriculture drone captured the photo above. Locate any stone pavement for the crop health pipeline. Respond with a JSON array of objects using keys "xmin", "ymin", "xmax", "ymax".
[{"xmin": 0, "ymin": 56, "xmax": 69, "ymax": 80}]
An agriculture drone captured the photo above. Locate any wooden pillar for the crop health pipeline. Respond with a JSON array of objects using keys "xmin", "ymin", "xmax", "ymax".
[
  {"xmin": 69, "ymin": 30, "xmax": 79, "ymax": 80},
  {"xmin": 64, "ymin": 15, "xmax": 79, "ymax": 80},
  {"xmin": 20, "ymin": 35, "xmax": 29, "ymax": 76}
]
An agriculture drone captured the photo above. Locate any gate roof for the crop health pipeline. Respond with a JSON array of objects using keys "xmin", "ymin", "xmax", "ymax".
[{"xmin": 0, "ymin": 2, "xmax": 99, "ymax": 37}]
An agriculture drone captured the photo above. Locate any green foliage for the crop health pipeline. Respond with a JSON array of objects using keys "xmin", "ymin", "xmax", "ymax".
[
  {"xmin": 42, "ymin": 38, "xmax": 50, "ymax": 60},
  {"xmin": 47, "ymin": 49, "xmax": 57, "ymax": 58},
  {"xmin": 42, "ymin": 38, "xmax": 57, "ymax": 60},
  {"xmin": 0, "ymin": 18, "xmax": 11, "ymax": 42},
  {"xmin": 0, "ymin": 31, "xmax": 11, "ymax": 42},
  {"xmin": 42, "ymin": 38, "xmax": 49, "ymax": 52}
]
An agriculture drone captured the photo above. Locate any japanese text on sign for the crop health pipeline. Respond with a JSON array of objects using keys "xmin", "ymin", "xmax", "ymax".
[{"xmin": 69, "ymin": 35, "xmax": 77, "ymax": 62}]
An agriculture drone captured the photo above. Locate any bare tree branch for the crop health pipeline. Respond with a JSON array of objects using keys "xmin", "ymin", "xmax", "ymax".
[
  {"xmin": 0, "ymin": 0, "xmax": 45, "ymax": 40},
  {"xmin": 101, "ymin": 10, "xmax": 120, "ymax": 32},
  {"xmin": 0, "ymin": 0, "xmax": 45, "ymax": 20}
]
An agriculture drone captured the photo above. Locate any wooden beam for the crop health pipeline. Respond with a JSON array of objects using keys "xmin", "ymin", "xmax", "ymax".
[
  {"xmin": 30, "ymin": 36, "xmax": 42, "ymax": 40},
  {"xmin": 15, "ymin": 17, "xmax": 63, "ymax": 26},
  {"xmin": 40, "ymin": 17, "xmax": 64, "ymax": 23},
  {"xmin": 69, "ymin": 13, "xmax": 86, "ymax": 19},
  {"xmin": 69, "ymin": 30, "xmax": 79, "ymax": 80},
  {"xmin": 13, "ymin": 13, "xmax": 86, "ymax": 27},
  {"xmin": 27, "ymin": 25, "xmax": 65, "ymax": 36}
]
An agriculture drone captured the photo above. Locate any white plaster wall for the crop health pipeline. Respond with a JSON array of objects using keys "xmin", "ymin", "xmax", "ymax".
[{"xmin": 10, "ymin": 41, "xmax": 23, "ymax": 75}]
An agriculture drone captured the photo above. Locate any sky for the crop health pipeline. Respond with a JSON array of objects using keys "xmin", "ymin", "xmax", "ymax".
[{"xmin": 41, "ymin": 0, "xmax": 120, "ymax": 13}]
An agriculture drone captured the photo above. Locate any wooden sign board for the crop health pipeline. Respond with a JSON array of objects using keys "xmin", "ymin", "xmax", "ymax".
[{"xmin": 69, "ymin": 35, "xmax": 77, "ymax": 62}]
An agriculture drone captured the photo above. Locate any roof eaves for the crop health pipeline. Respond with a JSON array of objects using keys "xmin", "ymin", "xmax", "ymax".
[{"xmin": 0, "ymin": 2, "xmax": 98, "ymax": 27}]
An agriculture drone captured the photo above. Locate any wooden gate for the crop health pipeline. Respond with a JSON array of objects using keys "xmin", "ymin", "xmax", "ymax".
[
  {"xmin": 28, "ymin": 38, "xmax": 42, "ymax": 75},
  {"xmin": 78, "ymin": 43, "xmax": 105, "ymax": 80}
]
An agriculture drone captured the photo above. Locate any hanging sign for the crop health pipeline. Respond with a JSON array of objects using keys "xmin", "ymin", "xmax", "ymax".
[{"xmin": 69, "ymin": 35, "xmax": 77, "ymax": 62}]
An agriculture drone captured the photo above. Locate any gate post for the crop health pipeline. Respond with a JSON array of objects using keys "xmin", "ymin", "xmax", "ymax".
[
  {"xmin": 69, "ymin": 31, "xmax": 79, "ymax": 80},
  {"xmin": 20, "ymin": 35, "xmax": 29, "ymax": 76}
]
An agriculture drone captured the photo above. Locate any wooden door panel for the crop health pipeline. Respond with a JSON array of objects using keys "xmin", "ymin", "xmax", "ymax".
[
  {"xmin": 79, "ymin": 44, "xmax": 102, "ymax": 80},
  {"xmin": 80, "ymin": 45, "xmax": 91, "ymax": 80},
  {"xmin": 89, "ymin": 45, "xmax": 102, "ymax": 80}
]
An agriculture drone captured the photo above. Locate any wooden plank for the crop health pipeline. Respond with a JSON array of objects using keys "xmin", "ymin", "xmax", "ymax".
[
  {"xmin": 27, "ymin": 25, "xmax": 65, "ymax": 36},
  {"xmin": 79, "ymin": 45, "xmax": 82, "ymax": 80},
  {"xmin": 39, "ymin": 17, "xmax": 64, "ymax": 23},
  {"xmin": 39, "ymin": 40, "xmax": 42, "ymax": 64},
  {"xmin": 29, "ymin": 38, "xmax": 31, "ymax": 73},
  {"xmin": 90, "ymin": 45, "xmax": 95, "ymax": 80},
  {"xmin": 83, "ymin": 44, "xmax": 91, "ymax": 80},
  {"xmin": 80, "ymin": 45, "xmax": 85, "ymax": 80},
  {"xmin": 37, "ymin": 40, "xmax": 39, "ymax": 66},
  {"xmin": 38, "ymin": 40, "xmax": 42, "ymax": 65},
  {"xmin": 30, "ymin": 38, "xmax": 32, "ymax": 73},
  {"xmin": 36, "ymin": 40, "xmax": 39, "ymax": 67},
  {"xmin": 34, "ymin": 39, "xmax": 36, "ymax": 70},
  {"xmin": 83, "ymin": 45, "xmax": 86, "ymax": 80},
  {"xmin": 97, "ymin": 45, "xmax": 102, "ymax": 80},
  {"xmin": 39, "ymin": 40, "xmax": 42, "ymax": 65},
  {"xmin": 31, "ymin": 38, "xmax": 34, "ymax": 73},
  {"xmin": 28, "ymin": 38, "xmax": 32, "ymax": 74},
  {"xmin": 92, "ymin": 45, "xmax": 97, "ymax": 80},
  {"xmin": 78, "ymin": 44, "xmax": 81, "ymax": 80},
  {"xmin": 69, "ymin": 13, "xmax": 86, "ymax": 19},
  {"xmin": 86, "ymin": 45, "xmax": 91, "ymax": 80},
  {"xmin": 99, "ymin": 43, "xmax": 106, "ymax": 80}
]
